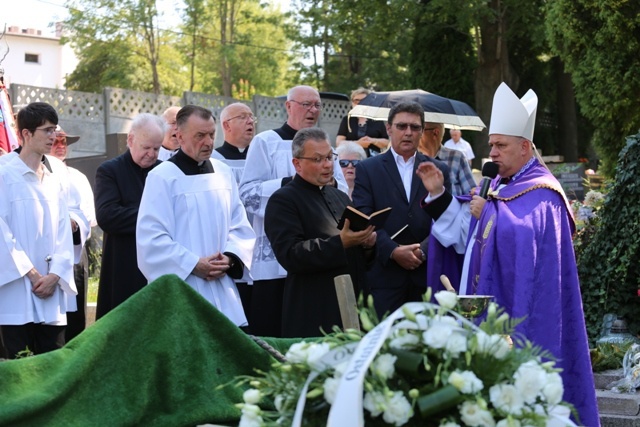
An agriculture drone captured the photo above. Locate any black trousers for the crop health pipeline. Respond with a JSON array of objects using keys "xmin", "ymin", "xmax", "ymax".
[
  {"xmin": 1, "ymin": 323, "xmax": 65, "ymax": 359},
  {"xmin": 235, "ymin": 282, "xmax": 252, "ymax": 333},
  {"xmin": 249, "ymin": 278, "xmax": 285, "ymax": 337},
  {"xmin": 66, "ymin": 248, "xmax": 89, "ymax": 342}
]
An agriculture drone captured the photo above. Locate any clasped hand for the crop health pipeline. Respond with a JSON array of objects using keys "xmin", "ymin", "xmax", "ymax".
[
  {"xmin": 193, "ymin": 252, "xmax": 231, "ymax": 281},
  {"xmin": 391, "ymin": 244, "xmax": 423, "ymax": 270},
  {"xmin": 31, "ymin": 273, "xmax": 60, "ymax": 299}
]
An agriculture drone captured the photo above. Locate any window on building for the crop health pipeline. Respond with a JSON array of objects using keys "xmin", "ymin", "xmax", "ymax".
[{"xmin": 25, "ymin": 53, "xmax": 40, "ymax": 63}]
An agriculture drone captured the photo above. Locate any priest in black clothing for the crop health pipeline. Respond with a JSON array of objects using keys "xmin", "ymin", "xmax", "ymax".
[
  {"xmin": 94, "ymin": 113, "xmax": 164, "ymax": 319},
  {"xmin": 264, "ymin": 127, "xmax": 376, "ymax": 338}
]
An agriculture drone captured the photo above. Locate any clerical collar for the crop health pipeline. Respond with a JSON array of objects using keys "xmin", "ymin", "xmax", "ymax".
[
  {"xmin": 293, "ymin": 174, "xmax": 325, "ymax": 191},
  {"xmin": 274, "ymin": 122, "xmax": 299, "ymax": 140},
  {"xmin": 216, "ymin": 141, "xmax": 249, "ymax": 160},
  {"xmin": 169, "ymin": 148, "xmax": 215, "ymax": 175}
]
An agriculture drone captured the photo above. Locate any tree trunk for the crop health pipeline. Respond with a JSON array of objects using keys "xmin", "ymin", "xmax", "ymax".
[
  {"xmin": 473, "ymin": 0, "xmax": 518, "ymax": 164},
  {"xmin": 554, "ymin": 57, "xmax": 579, "ymax": 162}
]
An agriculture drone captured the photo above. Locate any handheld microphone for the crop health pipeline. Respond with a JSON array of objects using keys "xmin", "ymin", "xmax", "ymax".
[{"xmin": 479, "ymin": 162, "xmax": 499, "ymax": 199}]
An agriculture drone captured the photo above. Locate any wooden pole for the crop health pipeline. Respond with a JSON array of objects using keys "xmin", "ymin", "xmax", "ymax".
[{"xmin": 334, "ymin": 274, "xmax": 360, "ymax": 331}]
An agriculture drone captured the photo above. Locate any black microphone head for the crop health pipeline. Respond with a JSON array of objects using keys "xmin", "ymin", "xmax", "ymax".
[{"xmin": 482, "ymin": 161, "xmax": 499, "ymax": 179}]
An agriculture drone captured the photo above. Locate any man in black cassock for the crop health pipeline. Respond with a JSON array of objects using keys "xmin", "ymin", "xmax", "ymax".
[
  {"xmin": 264, "ymin": 128, "xmax": 376, "ymax": 338},
  {"xmin": 94, "ymin": 113, "xmax": 164, "ymax": 319}
]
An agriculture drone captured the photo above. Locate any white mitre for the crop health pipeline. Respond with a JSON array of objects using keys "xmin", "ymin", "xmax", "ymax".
[{"xmin": 488, "ymin": 82, "xmax": 538, "ymax": 141}]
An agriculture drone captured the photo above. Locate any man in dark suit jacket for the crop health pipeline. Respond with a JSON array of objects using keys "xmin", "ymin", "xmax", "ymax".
[
  {"xmin": 94, "ymin": 113, "xmax": 164, "ymax": 319},
  {"xmin": 352, "ymin": 102, "xmax": 451, "ymax": 318}
]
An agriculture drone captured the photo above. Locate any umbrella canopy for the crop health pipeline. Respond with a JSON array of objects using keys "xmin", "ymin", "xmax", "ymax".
[{"xmin": 349, "ymin": 89, "xmax": 486, "ymax": 131}]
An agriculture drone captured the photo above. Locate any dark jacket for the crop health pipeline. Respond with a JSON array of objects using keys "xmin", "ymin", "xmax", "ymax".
[
  {"xmin": 265, "ymin": 175, "xmax": 372, "ymax": 338},
  {"xmin": 94, "ymin": 150, "xmax": 160, "ymax": 319},
  {"xmin": 352, "ymin": 149, "xmax": 450, "ymax": 316}
]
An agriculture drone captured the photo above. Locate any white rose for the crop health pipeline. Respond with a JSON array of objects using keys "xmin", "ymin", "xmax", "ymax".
[
  {"xmin": 514, "ymin": 360, "xmax": 547, "ymax": 403},
  {"xmin": 445, "ymin": 332, "xmax": 468, "ymax": 356},
  {"xmin": 306, "ymin": 342, "xmax": 331, "ymax": 371},
  {"xmin": 490, "ymin": 383, "xmax": 524, "ymax": 416},
  {"xmin": 393, "ymin": 319, "xmax": 419, "ymax": 330},
  {"xmin": 323, "ymin": 377, "xmax": 340, "ymax": 405},
  {"xmin": 423, "ymin": 321, "xmax": 455, "ymax": 349},
  {"xmin": 476, "ymin": 333, "xmax": 510, "ymax": 360},
  {"xmin": 435, "ymin": 290, "xmax": 458, "ymax": 309},
  {"xmin": 415, "ymin": 314, "xmax": 430, "ymax": 329},
  {"xmin": 285, "ymin": 342, "xmax": 309, "ymax": 363},
  {"xmin": 541, "ymin": 372, "xmax": 564, "ymax": 405},
  {"xmin": 363, "ymin": 391, "xmax": 386, "ymax": 417},
  {"xmin": 434, "ymin": 314, "xmax": 459, "ymax": 327},
  {"xmin": 496, "ymin": 419, "xmax": 521, "ymax": 427},
  {"xmin": 373, "ymin": 353, "xmax": 397, "ymax": 380},
  {"xmin": 448, "ymin": 370, "xmax": 484, "ymax": 394},
  {"xmin": 440, "ymin": 422, "xmax": 462, "ymax": 427},
  {"xmin": 460, "ymin": 401, "xmax": 496, "ymax": 427},
  {"xmin": 239, "ymin": 403, "xmax": 263, "ymax": 427},
  {"xmin": 390, "ymin": 332, "xmax": 420, "ymax": 349},
  {"xmin": 243, "ymin": 388, "xmax": 262, "ymax": 404},
  {"xmin": 382, "ymin": 391, "xmax": 413, "ymax": 426}
]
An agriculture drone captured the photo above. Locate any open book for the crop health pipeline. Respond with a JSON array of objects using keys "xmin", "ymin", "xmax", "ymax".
[{"xmin": 337, "ymin": 206, "xmax": 392, "ymax": 231}]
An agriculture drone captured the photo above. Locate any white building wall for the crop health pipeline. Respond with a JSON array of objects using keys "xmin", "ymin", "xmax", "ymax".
[{"xmin": 2, "ymin": 26, "xmax": 78, "ymax": 89}]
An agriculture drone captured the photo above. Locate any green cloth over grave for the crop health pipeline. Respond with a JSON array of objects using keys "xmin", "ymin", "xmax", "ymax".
[{"xmin": 0, "ymin": 275, "xmax": 297, "ymax": 426}]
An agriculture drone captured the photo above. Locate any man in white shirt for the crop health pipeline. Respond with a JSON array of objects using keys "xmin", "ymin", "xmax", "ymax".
[
  {"xmin": 136, "ymin": 105, "xmax": 255, "ymax": 327},
  {"xmin": 0, "ymin": 102, "xmax": 76, "ymax": 358},
  {"xmin": 444, "ymin": 128, "xmax": 475, "ymax": 165}
]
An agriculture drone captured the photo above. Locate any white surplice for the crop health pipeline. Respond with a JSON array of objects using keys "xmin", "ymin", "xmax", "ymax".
[
  {"xmin": 47, "ymin": 156, "xmax": 91, "ymax": 263},
  {"xmin": 136, "ymin": 159, "xmax": 256, "ymax": 326},
  {"xmin": 0, "ymin": 154, "xmax": 76, "ymax": 326}
]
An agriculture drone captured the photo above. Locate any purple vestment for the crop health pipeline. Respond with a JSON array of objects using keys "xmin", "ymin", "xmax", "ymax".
[{"xmin": 468, "ymin": 160, "xmax": 599, "ymax": 426}]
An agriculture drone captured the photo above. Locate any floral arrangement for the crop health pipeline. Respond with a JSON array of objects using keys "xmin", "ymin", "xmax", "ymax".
[{"xmin": 234, "ymin": 291, "xmax": 577, "ymax": 427}]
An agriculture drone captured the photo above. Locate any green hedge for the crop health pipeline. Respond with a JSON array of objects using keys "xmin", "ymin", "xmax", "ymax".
[{"xmin": 577, "ymin": 131, "xmax": 640, "ymax": 346}]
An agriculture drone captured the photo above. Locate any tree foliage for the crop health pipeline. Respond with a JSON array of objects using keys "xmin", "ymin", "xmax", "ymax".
[
  {"xmin": 287, "ymin": 0, "xmax": 417, "ymax": 93},
  {"xmin": 64, "ymin": 0, "xmax": 167, "ymax": 93},
  {"xmin": 178, "ymin": 0, "xmax": 292, "ymax": 97},
  {"xmin": 546, "ymin": 0, "xmax": 640, "ymax": 176},
  {"xmin": 576, "ymin": 132, "xmax": 640, "ymax": 344}
]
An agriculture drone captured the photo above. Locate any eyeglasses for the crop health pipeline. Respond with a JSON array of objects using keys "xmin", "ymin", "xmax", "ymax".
[
  {"xmin": 423, "ymin": 127, "xmax": 437, "ymax": 132},
  {"xmin": 339, "ymin": 159, "xmax": 361, "ymax": 168},
  {"xmin": 225, "ymin": 113, "xmax": 257, "ymax": 123},
  {"xmin": 297, "ymin": 152, "xmax": 338, "ymax": 164},
  {"xmin": 393, "ymin": 123, "xmax": 423, "ymax": 132},
  {"xmin": 351, "ymin": 97, "xmax": 366, "ymax": 104},
  {"xmin": 34, "ymin": 126, "xmax": 57, "ymax": 136},
  {"xmin": 289, "ymin": 100, "xmax": 323, "ymax": 110}
]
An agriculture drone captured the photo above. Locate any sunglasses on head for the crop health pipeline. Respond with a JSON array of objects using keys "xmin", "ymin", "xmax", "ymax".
[{"xmin": 339, "ymin": 159, "xmax": 361, "ymax": 168}]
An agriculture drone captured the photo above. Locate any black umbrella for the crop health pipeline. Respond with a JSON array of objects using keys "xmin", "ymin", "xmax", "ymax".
[{"xmin": 349, "ymin": 89, "xmax": 485, "ymax": 131}]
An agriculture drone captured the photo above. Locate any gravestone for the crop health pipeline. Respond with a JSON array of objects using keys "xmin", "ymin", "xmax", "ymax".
[{"xmin": 548, "ymin": 162, "xmax": 587, "ymax": 200}]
